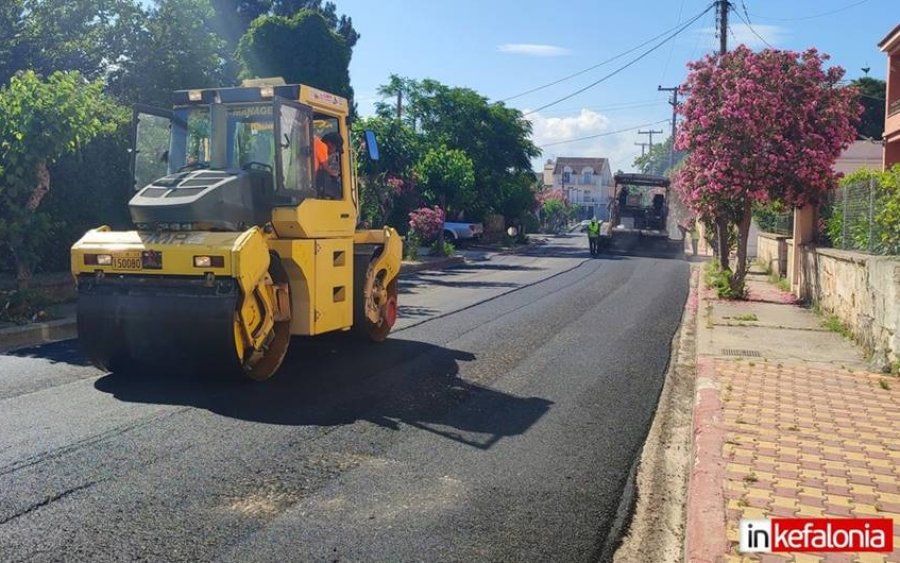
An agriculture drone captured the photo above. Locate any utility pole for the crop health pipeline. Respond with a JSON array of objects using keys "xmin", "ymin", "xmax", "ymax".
[
  {"xmin": 634, "ymin": 142, "xmax": 649, "ymax": 157},
  {"xmin": 717, "ymin": 0, "xmax": 729, "ymax": 56},
  {"xmin": 658, "ymin": 85, "xmax": 680, "ymax": 171},
  {"xmin": 638, "ymin": 129, "xmax": 663, "ymax": 149},
  {"xmin": 396, "ymin": 91, "xmax": 403, "ymax": 121}
]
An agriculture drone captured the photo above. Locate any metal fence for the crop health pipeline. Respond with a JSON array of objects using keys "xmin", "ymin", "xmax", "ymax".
[
  {"xmin": 755, "ymin": 210, "xmax": 793, "ymax": 236},
  {"xmin": 821, "ymin": 178, "xmax": 893, "ymax": 255}
]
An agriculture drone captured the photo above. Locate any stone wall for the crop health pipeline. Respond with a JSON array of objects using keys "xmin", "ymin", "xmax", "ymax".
[
  {"xmin": 799, "ymin": 247, "xmax": 900, "ymax": 366},
  {"xmin": 757, "ymin": 233, "xmax": 789, "ymax": 277}
]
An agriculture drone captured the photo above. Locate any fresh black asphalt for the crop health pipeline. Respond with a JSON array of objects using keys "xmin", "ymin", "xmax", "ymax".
[{"xmin": 0, "ymin": 250, "xmax": 689, "ymax": 562}]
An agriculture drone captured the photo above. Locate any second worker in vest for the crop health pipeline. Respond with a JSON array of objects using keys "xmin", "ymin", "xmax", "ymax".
[{"xmin": 587, "ymin": 217, "xmax": 601, "ymax": 257}]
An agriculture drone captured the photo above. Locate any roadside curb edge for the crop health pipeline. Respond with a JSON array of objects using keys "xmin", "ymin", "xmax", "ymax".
[
  {"xmin": 400, "ymin": 256, "xmax": 465, "ymax": 276},
  {"xmin": 684, "ymin": 273, "xmax": 730, "ymax": 562},
  {"xmin": 0, "ymin": 318, "xmax": 77, "ymax": 353}
]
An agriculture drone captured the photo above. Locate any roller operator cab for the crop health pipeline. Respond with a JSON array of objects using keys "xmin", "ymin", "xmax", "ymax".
[{"xmin": 71, "ymin": 80, "xmax": 403, "ymax": 381}]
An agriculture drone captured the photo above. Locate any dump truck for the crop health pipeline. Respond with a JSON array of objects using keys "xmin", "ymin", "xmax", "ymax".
[{"xmin": 70, "ymin": 79, "xmax": 402, "ymax": 380}]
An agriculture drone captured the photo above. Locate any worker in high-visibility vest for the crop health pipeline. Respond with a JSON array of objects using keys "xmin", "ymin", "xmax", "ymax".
[{"xmin": 587, "ymin": 217, "xmax": 601, "ymax": 256}]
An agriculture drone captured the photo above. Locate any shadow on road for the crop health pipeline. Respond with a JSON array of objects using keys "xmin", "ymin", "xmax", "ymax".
[
  {"xmin": 93, "ymin": 337, "xmax": 552, "ymax": 450},
  {"xmin": 3, "ymin": 339, "xmax": 92, "ymax": 366}
]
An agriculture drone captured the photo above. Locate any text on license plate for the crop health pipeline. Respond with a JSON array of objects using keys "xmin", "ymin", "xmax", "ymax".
[{"xmin": 114, "ymin": 252, "xmax": 142, "ymax": 270}]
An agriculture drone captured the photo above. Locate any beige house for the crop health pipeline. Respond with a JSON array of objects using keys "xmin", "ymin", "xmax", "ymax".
[
  {"xmin": 544, "ymin": 157, "xmax": 614, "ymax": 220},
  {"xmin": 834, "ymin": 140, "xmax": 883, "ymax": 176}
]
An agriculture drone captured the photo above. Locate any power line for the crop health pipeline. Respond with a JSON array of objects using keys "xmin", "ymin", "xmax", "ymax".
[
  {"xmin": 539, "ymin": 119, "xmax": 670, "ymax": 148},
  {"xmin": 539, "ymin": 100, "xmax": 669, "ymax": 117},
  {"xmin": 659, "ymin": 0, "xmax": 688, "ymax": 85},
  {"xmin": 501, "ymin": 11, "xmax": 709, "ymax": 103},
  {"xmin": 749, "ymin": 0, "xmax": 869, "ymax": 22},
  {"xmin": 730, "ymin": 5, "xmax": 773, "ymax": 49},
  {"xmin": 524, "ymin": 3, "xmax": 716, "ymax": 116}
]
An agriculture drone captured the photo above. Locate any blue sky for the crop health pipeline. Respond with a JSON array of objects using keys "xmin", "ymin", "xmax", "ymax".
[{"xmin": 334, "ymin": 0, "xmax": 896, "ymax": 171}]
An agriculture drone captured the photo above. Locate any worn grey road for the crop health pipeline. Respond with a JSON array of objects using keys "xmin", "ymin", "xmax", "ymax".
[{"xmin": 0, "ymin": 235, "xmax": 689, "ymax": 562}]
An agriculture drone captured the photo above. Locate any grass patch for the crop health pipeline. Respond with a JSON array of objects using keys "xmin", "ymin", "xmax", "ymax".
[
  {"xmin": 743, "ymin": 473, "xmax": 758, "ymax": 483},
  {"xmin": 767, "ymin": 272, "xmax": 791, "ymax": 292},
  {"xmin": 704, "ymin": 260, "xmax": 746, "ymax": 299},
  {"xmin": 733, "ymin": 313, "xmax": 758, "ymax": 322},
  {"xmin": 821, "ymin": 314, "xmax": 853, "ymax": 339},
  {"xmin": 879, "ymin": 378, "xmax": 891, "ymax": 391}
]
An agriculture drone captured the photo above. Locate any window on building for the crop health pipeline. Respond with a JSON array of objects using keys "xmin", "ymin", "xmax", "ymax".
[{"xmin": 581, "ymin": 167, "xmax": 593, "ymax": 185}]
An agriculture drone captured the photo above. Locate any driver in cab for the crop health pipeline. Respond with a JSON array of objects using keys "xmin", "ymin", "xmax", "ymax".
[{"xmin": 314, "ymin": 132, "xmax": 343, "ymax": 200}]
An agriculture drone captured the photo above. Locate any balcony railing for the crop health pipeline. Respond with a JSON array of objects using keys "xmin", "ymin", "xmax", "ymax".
[{"xmin": 890, "ymin": 98, "xmax": 900, "ymax": 117}]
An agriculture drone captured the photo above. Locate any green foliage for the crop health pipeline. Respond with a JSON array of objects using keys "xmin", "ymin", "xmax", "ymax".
[
  {"xmin": 821, "ymin": 313, "xmax": 853, "ymax": 339},
  {"xmin": 824, "ymin": 166, "xmax": 900, "ymax": 254},
  {"xmin": 850, "ymin": 77, "xmax": 885, "ymax": 140},
  {"xmin": 236, "ymin": 10, "xmax": 352, "ymax": 102},
  {"xmin": 704, "ymin": 260, "xmax": 745, "ymax": 299},
  {"xmin": 2, "ymin": 0, "xmax": 146, "ymax": 86},
  {"xmin": 752, "ymin": 201, "xmax": 791, "ymax": 234},
  {"xmin": 381, "ymin": 77, "xmax": 539, "ymax": 221},
  {"xmin": 429, "ymin": 239, "xmax": 455, "ymax": 257},
  {"xmin": 632, "ymin": 136, "xmax": 685, "ymax": 176},
  {"xmin": 352, "ymin": 116, "xmax": 421, "ymax": 228},
  {"xmin": 404, "ymin": 232, "xmax": 420, "ymax": 261},
  {"xmin": 109, "ymin": 0, "xmax": 231, "ymax": 106},
  {"xmin": 0, "ymin": 289, "xmax": 53, "ymax": 324},
  {"xmin": 0, "ymin": 70, "xmax": 123, "ymax": 286},
  {"xmin": 415, "ymin": 146, "xmax": 475, "ymax": 216}
]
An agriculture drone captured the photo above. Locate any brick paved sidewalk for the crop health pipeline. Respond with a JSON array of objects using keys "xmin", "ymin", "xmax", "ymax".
[{"xmin": 687, "ymin": 270, "xmax": 900, "ymax": 563}]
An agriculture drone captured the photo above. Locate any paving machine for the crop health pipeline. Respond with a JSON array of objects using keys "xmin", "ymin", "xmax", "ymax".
[
  {"xmin": 71, "ymin": 80, "xmax": 402, "ymax": 380},
  {"xmin": 605, "ymin": 173, "xmax": 679, "ymax": 254}
]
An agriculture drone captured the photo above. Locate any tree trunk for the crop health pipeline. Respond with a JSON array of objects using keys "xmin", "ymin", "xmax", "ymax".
[
  {"xmin": 730, "ymin": 200, "xmax": 753, "ymax": 296},
  {"xmin": 15, "ymin": 259, "xmax": 31, "ymax": 291},
  {"xmin": 13, "ymin": 161, "xmax": 51, "ymax": 290},
  {"xmin": 27, "ymin": 161, "xmax": 51, "ymax": 211},
  {"xmin": 716, "ymin": 216, "xmax": 730, "ymax": 270},
  {"xmin": 436, "ymin": 196, "xmax": 446, "ymax": 253}
]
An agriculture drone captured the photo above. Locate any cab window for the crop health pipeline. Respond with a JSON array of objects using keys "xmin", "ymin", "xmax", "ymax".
[{"xmin": 312, "ymin": 114, "xmax": 343, "ymax": 200}]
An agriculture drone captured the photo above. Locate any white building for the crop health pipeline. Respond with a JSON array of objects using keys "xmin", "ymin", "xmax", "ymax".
[{"xmin": 544, "ymin": 157, "xmax": 614, "ymax": 220}]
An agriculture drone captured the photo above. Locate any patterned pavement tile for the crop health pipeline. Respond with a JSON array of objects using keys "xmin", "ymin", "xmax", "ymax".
[{"xmin": 713, "ymin": 358, "xmax": 899, "ymax": 563}]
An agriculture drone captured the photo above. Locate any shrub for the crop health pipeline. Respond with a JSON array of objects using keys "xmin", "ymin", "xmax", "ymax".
[
  {"xmin": 704, "ymin": 260, "xmax": 746, "ymax": 299},
  {"xmin": 429, "ymin": 239, "xmax": 454, "ymax": 257},
  {"xmin": 408, "ymin": 206, "xmax": 445, "ymax": 243}
]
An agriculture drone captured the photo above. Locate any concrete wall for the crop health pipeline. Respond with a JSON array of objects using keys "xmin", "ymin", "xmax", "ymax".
[
  {"xmin": 757, "ymin": 233, "xmax": 789, "ymax": 277},
  {"xmin": 799, "ymin": 247, "xmax": 900, "ymax": 366}
]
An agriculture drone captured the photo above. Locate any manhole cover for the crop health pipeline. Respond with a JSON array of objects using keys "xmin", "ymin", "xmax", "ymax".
[{"xmin": 721, "ymin": 349, "xmax": 761, "ymax": 357}]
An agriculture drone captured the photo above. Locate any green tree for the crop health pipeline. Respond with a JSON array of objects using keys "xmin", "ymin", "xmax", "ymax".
[
  {"xmin": 386, "ymin": 78, "xmax": 539, "ymax": 221},
  {"xmin": 0, "ymin": 71, "xmax": 123, "ymax": 288},
  {"xmin": 632, "ymin": 136, "xmax": 685, "ymax": 176},
  {"xmin": 352, "ymin": 116, "xmax": 422, "ymax": 227},
  {"xmin": 211, "ymin": 0, "xmax": 272, "ymax": 45},
  {"xmin": 850, "ymin": 77, "xmax": 886, "ymax": 140},
  {"xmin": 0, "ymin": 1, "xmax": 26, "ymax": 85},
  {"xmin": 415, "ymin": 146, "xmax": 475, "ymax": 247},
  {"xmin": 375, "ymin": 74, "xmax": 417, "ymax": 122},
  {"xmin": 271, "ymin": 0, "xmax": 358, "ymax": 47},
  {"xmin": 108, "ymin": 0, "xmax": 230, "ymax": 106},
  {"xmin": 1, "ymin": 0, "xmax": 145, "ymax": 86},
  {"xmin": 236, "ymin": 10, "xmax": 352, "ymax": 102}
]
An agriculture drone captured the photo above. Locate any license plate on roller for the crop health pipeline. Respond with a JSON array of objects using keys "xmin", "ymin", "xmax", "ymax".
[{"xmin": 113, "ymin": 252, "xmax": 142, "ymax": 270}]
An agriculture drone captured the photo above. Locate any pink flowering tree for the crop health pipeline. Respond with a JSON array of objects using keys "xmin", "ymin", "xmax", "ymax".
[{"xmin": 675, "ymin": 46, "xmax": 860, "ymax": 294}]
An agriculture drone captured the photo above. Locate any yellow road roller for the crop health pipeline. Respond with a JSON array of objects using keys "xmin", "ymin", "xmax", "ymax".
[{"xmin": 71, "ymin": 80, "xmax": 402, "ymax": 380}]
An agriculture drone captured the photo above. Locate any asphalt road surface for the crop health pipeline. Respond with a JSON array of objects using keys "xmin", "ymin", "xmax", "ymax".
[{"xmin": 0, "ymin": 235, "xmax": 689, "ymax": 562}]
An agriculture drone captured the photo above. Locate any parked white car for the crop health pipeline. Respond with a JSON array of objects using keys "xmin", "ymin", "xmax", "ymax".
[{"xmin": 443, "ymin": 222, "xmax": 484, "ymax": 242}]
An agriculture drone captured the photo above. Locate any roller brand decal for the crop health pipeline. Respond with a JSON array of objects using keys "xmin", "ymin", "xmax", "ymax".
[{"xmin": 141, "ymin": 232, "xmax": 208, "ymax": 245}]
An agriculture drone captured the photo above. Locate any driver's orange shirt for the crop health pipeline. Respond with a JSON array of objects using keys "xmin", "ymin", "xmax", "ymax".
[{"xmin": 314, "ymin": 136, "xmax": 329, "ymax": 171}]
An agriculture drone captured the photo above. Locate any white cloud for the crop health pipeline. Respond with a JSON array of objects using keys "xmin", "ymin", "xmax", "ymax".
[
  {"xmin": 694, "ymin": 24, "xmax": 786, "ymax": 50},
  {"xmin": 528, "ymin": 109, "xmax": 644, "ymax": 173},
  {"xmin": 497, "ymin": 43, "xmax": 572, "ymax": 57}
]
